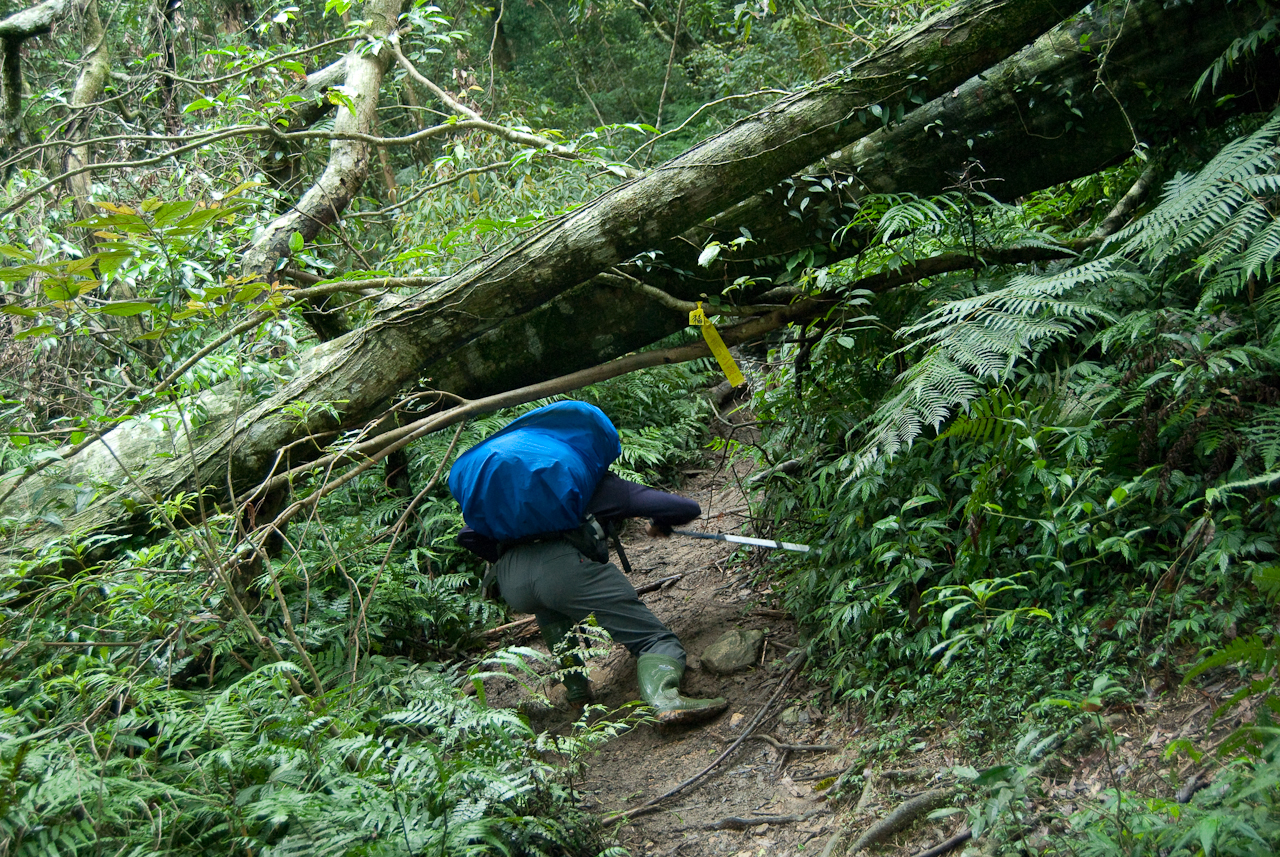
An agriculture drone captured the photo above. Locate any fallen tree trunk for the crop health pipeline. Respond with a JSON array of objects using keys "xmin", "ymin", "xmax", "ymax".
[
  {"xmin": 420, "ymin": 0, "xmax": 1276, "ymax": 399},
  {"xmin": 0, "ymin": 0, "xmax": 1184, "ymax": 569}
]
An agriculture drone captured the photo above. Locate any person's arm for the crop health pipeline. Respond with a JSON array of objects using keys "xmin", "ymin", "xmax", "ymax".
[{"xmin": 587, "ymin": 472, "xmax": 700, "ymax": 534}]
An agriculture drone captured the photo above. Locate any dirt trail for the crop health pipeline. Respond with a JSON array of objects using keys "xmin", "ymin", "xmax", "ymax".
[{"xmin": 483, "ymin": 458, "xmax": 856, "ymax": 857}]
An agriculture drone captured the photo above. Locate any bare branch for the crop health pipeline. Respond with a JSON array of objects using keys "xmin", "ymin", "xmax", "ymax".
[{"xmin": 389, "ymin": 33, "xmax": 640, "ymax": 178}]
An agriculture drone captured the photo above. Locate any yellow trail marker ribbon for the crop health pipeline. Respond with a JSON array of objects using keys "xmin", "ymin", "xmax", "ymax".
[{"xmin": 689, "ymin": 302, "xmax": 745, "ymax": 387}]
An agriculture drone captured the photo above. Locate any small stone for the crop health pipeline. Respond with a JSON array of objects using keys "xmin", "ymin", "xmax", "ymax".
[
  {"xmin": 752, "ymin": 823, "xmax": 769, "ymax": 835},
  {"xmin": 729, "ymin": 711, "xmax": 746, "ymax": 729},
  {"xmin": 702, "ymin": 628, "xmax": 766, "ymax": 675},
  {"xmin": 779, "ymin": 706, "xmax": 801, "ymax": 724}
]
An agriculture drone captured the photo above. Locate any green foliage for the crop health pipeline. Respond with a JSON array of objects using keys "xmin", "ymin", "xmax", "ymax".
[
  {"xmin": 0, "ymin": 368, "xmax": 723, "ymax": 855},
  {"xmin": 0, "ymin": 655, "xmax": 606, "ymax": 856},
  {"xmin": 6, "ymin": 2, "xmax": 1280, "ymax": 855},
  {"xmin": 736, "ymin": 108, "xmax": 1280, "ymax": 854}
]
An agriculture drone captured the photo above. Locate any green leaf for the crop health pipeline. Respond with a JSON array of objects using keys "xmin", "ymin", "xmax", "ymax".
[
  {"xmin": 0, "ymin": 264, "xmax": 35, "ymax": 282},
  {"xmin": 289, "ymin": 232, "xmax": 305, "ymax": 253},
  {"xmin": 901, "ymin": 495, "xmax": 937, "ymax": 512},
  {"xmin": 152, "ymin": 201, "xmax": 198, "ymax": 227},
  {"xmin": 1198, "ymin": 815, "xmax": 1220, "ymax": 856},
  {"xmin": 232, "ymin": 283, "xmax": 267, "ymax": 303},
  {"xmin": 99, "ymin": 301, "xmax": 154, "ymax": 317},
  {"xmin": 698, "ymin": 243, "xmax": 722, "ymax": 267},
  {"xmin": 1252, "ymin": 564, "xmax": 1280, "ymax": 601},
  {"xmin": 183, "ymin": 98, "xmax": 215, "ymax": 113},
  {"xmin": 42, "ymin": 281, "xmax": 84, "ymax": 301},
  {"xmin": 96, "ymin": 251, "xmax": 134, "ymax": 276},
  {"xmin": 0, "ymin": 304, "xmax": 37, "ymax": 318},
  {"xmin": 15, "ymin": 324, "xmax": 54, "ymax": 340},
  {"xmin": 0, "ymin": 244, "xmax": 34, "ymax": 260},
  {"xmin": 941, "ymin": 601, "xmax": 970, "ymax": 635},
  {"xmin": 173, "ymin": 206, "xmax": 232, "ymax": 233}
]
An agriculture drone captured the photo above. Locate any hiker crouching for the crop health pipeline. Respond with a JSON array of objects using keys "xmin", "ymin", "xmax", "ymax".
[{"xmin": 450, "ymin": 402, "xmax": 726, "ymax": 726}]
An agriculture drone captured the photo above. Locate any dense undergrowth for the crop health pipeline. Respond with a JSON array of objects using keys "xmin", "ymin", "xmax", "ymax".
[{"xmin": 740, "ymin": 114, "xmax": 1280, "ymax": 853}]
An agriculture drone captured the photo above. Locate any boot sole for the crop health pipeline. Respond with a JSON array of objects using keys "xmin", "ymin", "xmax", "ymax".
[{"xmin": 655, "ymin": 701, "xmax": 728, "ymax": 727}]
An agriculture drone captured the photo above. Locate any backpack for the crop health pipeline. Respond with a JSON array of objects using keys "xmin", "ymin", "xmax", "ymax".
[{"xmin": 448, "ymin": 401, "xmax": 621, "ymax": 542}]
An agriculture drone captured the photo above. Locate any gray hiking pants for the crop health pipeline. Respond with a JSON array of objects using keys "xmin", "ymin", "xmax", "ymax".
[{"xmin": 493, "ymin": 540, "xmax": 685, "ymax": 663}]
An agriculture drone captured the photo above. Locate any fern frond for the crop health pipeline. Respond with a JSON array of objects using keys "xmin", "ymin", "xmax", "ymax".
[
  {"xmin": 842, "ymin": 261, "xmax": 1114, "ymax": 482},
  {"xmin": 1113, "ymin": 111, "xmax": 1280, "ymax": 282}
]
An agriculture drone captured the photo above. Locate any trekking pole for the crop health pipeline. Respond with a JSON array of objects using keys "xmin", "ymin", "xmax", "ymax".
[{"xmin": 671, "ymin": 529, "xmax": 811, "ymax": 553}]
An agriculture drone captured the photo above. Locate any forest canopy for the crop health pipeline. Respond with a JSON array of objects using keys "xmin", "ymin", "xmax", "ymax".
[{"xmin": 1, "ymin": 0, "xmax": 1280, "ymax": 853}]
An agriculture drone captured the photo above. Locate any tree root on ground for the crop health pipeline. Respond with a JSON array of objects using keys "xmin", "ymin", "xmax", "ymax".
[
  {"xmin": 820, "ymin": 788, "xmax": 952, "ymax": 857},
  {"xmin": 710, "ymin": 732, "xmax": 840, "ymax": 753},
  {"xmin": 911, "ymin": 828, "xmax": 973, "ymax": 857}
]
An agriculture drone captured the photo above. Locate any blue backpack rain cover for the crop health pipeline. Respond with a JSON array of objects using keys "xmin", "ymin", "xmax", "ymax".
[{"xmin": 448, "ymin": 401, "xmax": 621, "ymax": 542}]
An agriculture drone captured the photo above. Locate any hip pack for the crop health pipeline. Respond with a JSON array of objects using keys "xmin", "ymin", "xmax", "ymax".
[{"xmin": 497, "ymin": 514, "xmax": 609, "ymax": 563}]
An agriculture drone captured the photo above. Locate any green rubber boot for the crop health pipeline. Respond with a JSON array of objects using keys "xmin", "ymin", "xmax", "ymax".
[
  {"xmin": 541, "ymin": 620, "xmax": 593, "ymax": 706},
  {"xmin": 636, "ymin": 653, "xmax": 727, "ymax": 726}
]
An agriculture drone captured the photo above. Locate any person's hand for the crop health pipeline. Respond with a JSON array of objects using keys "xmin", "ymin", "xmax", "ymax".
[{"xmin": 646, "ymin": 522, "xmax": 669, "ymax": 538}]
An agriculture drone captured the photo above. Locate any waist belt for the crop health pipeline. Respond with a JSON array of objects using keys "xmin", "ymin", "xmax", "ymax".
[{"xmin": 497, "ymin": 515, "xmax": 610, "ymax": 563}]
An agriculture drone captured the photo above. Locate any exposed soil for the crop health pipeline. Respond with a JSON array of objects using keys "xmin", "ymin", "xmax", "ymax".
[{"xmin": 479, "ymin": 453, "xmax": 1260, "ymax": 857}]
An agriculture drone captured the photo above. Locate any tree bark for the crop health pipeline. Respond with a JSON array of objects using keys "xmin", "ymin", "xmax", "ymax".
[
  {"xmin": 0, "ymin": 0, "xmax": 1142, "ymax": 567},
  {"xmin": 61, "ymin": 0, "xmax": 150, "ymax": 347},
  {"xmin": 650, "ymin": 0, "xmax": 1280, "ymax": 287},
  {"xmin": 262, "ymin": 57, "xmax": 347, "ymax": 195},
  {"xmin": 64, "ymin": 0, "xmax": 109, "ymax": 223}
]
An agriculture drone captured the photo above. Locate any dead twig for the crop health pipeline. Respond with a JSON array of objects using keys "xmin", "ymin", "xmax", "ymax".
[
  {"xmin": 752, "ymin": 733, "xmax": 840, "ymax": 753},
  {"xmin": 704, "ymin": 807, "xmax": 829, "ymax": 831},
  {"xmin": 484, "ymin": 616, "xmax": 538, "ymax": 638},
  {"xmin": 610, "ymin": 650, "xmax": 807, "ymax": 821},
  {"xmin": 636, "ymin": 574, "xmax": 684, "ymax": 595},
  {"xmin": 712, "ymin": 733, "xmax": 840, "ymax": 753},
  {"xmin": 911, "ymin": 829, "xmax": 973, "ymax": 857}
]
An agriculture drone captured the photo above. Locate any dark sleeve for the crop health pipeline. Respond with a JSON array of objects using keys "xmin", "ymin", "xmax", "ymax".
[
  {"xmin": 456, "ymin": 526, "xmax": 502, "ymax": 563},
  {"xmin": 586, "ymin": 472, "xmax": 700, "ymax": 533}
]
